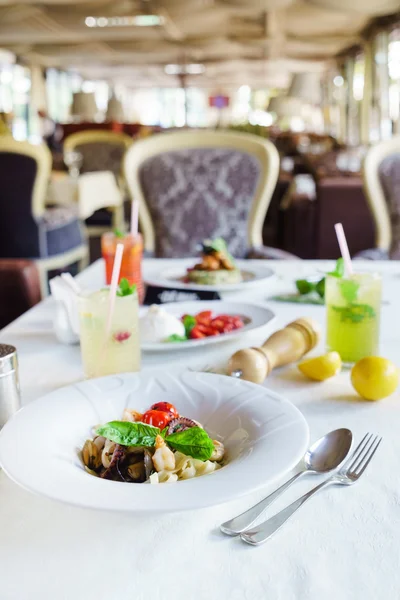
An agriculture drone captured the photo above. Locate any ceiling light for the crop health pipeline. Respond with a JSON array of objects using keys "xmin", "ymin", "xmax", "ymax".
[
  {"xmin": 84, "ymin": 14, "xmax": 163, "ymax": 28},
  {"xmin": 85, "ymin": 16, "xmax": 96, "ymax": 27},
  {"xmin": 333, "ymin": 75, "xmax": 344, "ymax": 87},
  {"xmin": 164, "ymin": 64, "xmax": 205, "ymax": 75}
]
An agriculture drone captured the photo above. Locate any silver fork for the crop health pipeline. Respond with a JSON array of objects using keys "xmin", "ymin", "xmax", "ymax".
[{"xmin": 240, "ymin": 433, "xmax": 382, "ymax": 546}]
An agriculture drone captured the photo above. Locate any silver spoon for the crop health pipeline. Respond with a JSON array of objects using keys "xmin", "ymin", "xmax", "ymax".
[{"xmin": 220, "ymin": 428, "xmax": 353, "ymax": 536}]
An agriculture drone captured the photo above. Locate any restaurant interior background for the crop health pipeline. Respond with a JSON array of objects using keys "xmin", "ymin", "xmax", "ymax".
[{"xmin": 0, "ymin": 0, "xmax": 399, "ymax": 326}]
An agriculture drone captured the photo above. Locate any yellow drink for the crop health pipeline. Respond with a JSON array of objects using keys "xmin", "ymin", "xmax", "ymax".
[
  {"xmin": 78, "ymin": 289, "xmax": 141, "ymax": 378},
  {"xmin": 326, "ymin": 273, "xmax": 381, "ymax": 364}
]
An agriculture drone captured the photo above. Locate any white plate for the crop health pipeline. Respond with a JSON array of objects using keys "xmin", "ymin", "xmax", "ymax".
[
  {"xmin": 0, "ymin": 371, "xmax": 309, "ymax": 513},
  {"xmin": 140, "ymin": 300, "xmax": 275, "ymax": 351},
  {"xmin": 144, "ymin": 259, "xmax": 275, "ymax": 292}
]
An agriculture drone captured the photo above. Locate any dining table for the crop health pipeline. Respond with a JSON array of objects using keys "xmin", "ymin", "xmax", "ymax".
[{"xmin": 1, "ymin": 258, "xmax": 399, "ymax": 600}]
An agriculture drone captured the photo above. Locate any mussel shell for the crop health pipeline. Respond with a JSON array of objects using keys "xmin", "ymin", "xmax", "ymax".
[{"xmin": 82, "ymin": 439, "xmax": 102, "ymax": 470}]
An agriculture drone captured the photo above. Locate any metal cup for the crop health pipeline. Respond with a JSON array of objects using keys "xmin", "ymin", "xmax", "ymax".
[{"xmin": 0, "ymin": 344, "xmax": 20, "ymax": 428}]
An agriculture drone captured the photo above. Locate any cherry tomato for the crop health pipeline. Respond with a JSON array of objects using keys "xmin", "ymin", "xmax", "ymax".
[
  {"xmin": 150, "ymin": 402, "xmax": 179, "ymax": 417},
  {"xmin": 232, "ymin": 316, "xmax": 244, "ymax": 329},
  {"xmin": 210, "ymin": 318, "xmax": 226, "ymax": 332},
  {"xmin": 142, "ymin": 410, "xmax": 172, "ymax": 429},
  {"xmin": 190, "ymin": 326, "xmax": 206, "ymax": 339},
  {"xmin": 196, "ymin": 310, "xmax": 213, "ymax": 326},
  {"xmin": 208, "ymin": 328, "xmax": 220, "ymax": 336},
  {"xmin": 196, "ymin": 324, "xmax": 214, "ymax": 335}
]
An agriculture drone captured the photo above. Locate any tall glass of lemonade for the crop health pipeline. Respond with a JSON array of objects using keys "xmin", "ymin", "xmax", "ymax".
[
  {"xmin": 78, "ymin": 286, "xmax": 141, "ymax": 378},
  {"xmin": 326, "ymin": 272, "xmax": 382, "ymax": 365}
]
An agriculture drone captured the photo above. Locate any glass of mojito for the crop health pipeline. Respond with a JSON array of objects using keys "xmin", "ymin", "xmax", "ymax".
[
  {"xmin": 325, "ymin": 272, "xmax": 382, "ymax": 365},
  {"xmin": 78, "ymin": 282, "xmax": 140, "ymax": 379}
]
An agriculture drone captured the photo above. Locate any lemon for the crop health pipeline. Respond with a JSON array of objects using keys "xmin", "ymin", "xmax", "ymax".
[
  {"xmin": 298, "ymin": 352, "xmax": 342, "ymax": 381},
  {"xmin": 351, "ymin": 357, "xmax": 399, "ymax": 401}
]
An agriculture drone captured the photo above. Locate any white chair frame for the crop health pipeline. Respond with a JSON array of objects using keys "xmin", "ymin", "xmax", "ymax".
[
  {"xmin": 123, "ymin": 130, "xmax": 280, "ymax": 254},
  {"xmin": 64, "ymin": 130, "xmax": 133, "ymax": 236},
  {"xmin": 363, "ymin": 137, "xmax": 400, "ymax": 252},
  {"xmin": 0, "ymin": 138, "xmax": 88, "ymax": 298}
]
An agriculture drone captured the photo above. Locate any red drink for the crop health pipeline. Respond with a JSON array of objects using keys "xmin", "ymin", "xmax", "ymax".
[{"xmin": 101, "ymin": 232, "xmax": 144, "ymax": 303}]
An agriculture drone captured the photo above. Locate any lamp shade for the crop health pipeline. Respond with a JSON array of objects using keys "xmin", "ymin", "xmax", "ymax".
[
  {"xmin": 268, "ymin": 96, "xmax": 304, "ymax": 117},
  {"xmin": 71, "ymin": 92, "xmax": 98, "ymax": 120},
  {"xmin": 106, "ymin": 96, "xmax": 125, "ymax": 122},
  {"xmin": 288, "ymin": 73, "xmax": 322, "ymax": 105}
]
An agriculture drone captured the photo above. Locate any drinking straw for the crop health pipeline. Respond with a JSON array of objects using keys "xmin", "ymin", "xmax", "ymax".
[
  {"xmin": 131, "ymin": 198, "xmax": 139, "ymax": 238},
  {"xmin": 334, "ymin": 223, "xmax": 354, "ymax": 276},
  {"xmin": 98, "ymin": 242, "xmax": 124, "ymax": 376},
  {"xmin": 104, "ymin": 242, "xmax": 124, "ymax": 339}
]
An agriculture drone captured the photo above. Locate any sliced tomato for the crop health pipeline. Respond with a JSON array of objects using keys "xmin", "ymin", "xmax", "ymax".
[
  {"xmin": 221, "ymin": 322, "xmax": 235, "ymax": 333},
  {"xmin": 195, "ymin": 324, "xmax": 213, "ymax": 335},
  {"xmin": 210, "ymin": 318, "xmax": 226, "ymax": 332},
  {"xmin": 141, "ymin": 410, "xmax": 172, "ymax": 429},
  {"xmin": 196, "ymin": 310, "xmax": 213, "ymax": 326},
  {"xmin": 190, "ymin": 326, "xmax": 206, "ymax": 339},
  {"xmin": 208, "ymin": 328, "xmax": 220, "ymax": 336},
  {"xmin": 150, "ymin": 402, "xmax": 179, "ymax": 417},
  {"xmin": 232, "ymin": 316, "xmax": 244, "ymax": 329}
]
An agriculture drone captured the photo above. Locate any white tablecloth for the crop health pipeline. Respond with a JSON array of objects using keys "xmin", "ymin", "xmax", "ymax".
[{"xmin": 1, "ymin": 259, "xmax": 399, "ymax": 600}]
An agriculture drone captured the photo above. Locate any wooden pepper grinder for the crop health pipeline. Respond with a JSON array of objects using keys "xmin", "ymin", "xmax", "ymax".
[{"xmin": 227, "ymin": 317, "xmax": 321, "ymax": 384}]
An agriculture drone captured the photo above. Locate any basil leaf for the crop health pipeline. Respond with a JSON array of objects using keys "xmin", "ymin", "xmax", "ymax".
[
  {"xmin": 96, "ymin": 421, "xmax": 160, "ymax": 447},
  {"xmin": 183, "ymin": 315, "xmax": 196, "ymax": 336},
  {"xmin": 166, "ymin": 426, "xmax": 214, "ymax": 461},
  {"xmin": 340, "ymin": 280, "xmax": 359, "ymax": 304},
  {"xmin": 165, "ymin": 334, "xmax": 187, "ymax": 343}
]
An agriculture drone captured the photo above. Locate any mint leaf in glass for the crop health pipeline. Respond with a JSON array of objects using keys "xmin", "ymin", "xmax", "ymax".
[
  {"xmin": 96, "ymin": 421, "xmax": 160, "ymax": 447},
  {"xmin": 340, "ymin": 279, "xmax": 359, "ymax": 304},
  {"xmin": 333, "ymin": 303, "xmax": 376, "ymax": 323},
  {"xmin": 165, "ymin": 426, "xmax": 214, "ymax": 461},
  {"xmin": 116, "ymin": 278, "xmax": 137, "ymax": 297},
  {"xmin": 114, "ymin": 228, "xmax": 124, "ymax": 238},
  {"xmin": 328, "ymin": 258, "xmax": 345, "ymax": 278}
]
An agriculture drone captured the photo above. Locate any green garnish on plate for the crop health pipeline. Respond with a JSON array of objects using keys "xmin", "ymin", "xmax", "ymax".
[{"xmin": 96, "ymin": 421, "xmax": 214, "ymax": 461}]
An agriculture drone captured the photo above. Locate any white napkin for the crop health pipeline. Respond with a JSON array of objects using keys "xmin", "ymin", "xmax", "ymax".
[
  {"xmin": 49, "ymin": 274, "xmax": 81, "ymax": 344},
  {"xmin": 77, "ymin": 171, "xmax": 123, "ymax": 219}
]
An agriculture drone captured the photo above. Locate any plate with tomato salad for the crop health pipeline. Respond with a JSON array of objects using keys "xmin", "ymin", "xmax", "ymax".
[{"xmin": 140, "ymin": 300, "xmax": 275, "ymax": 352}]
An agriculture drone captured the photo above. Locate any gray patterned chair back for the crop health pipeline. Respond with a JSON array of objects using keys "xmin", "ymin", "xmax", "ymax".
[
  {"xmin": 76, "ymin": 142, "xmax": 126, "ymax": 178},
  {"xmin": 379, "ymin": 153, "xmax": 400, "ymax": 259},
  {"xmin": 139, "ymin": 147, "xmax": 262, "ymax": 258}
]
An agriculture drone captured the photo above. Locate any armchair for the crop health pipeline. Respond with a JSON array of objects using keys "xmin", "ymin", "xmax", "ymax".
[
  {"xmin": 123, "ymin": 130, "xmax": 299, "ymax": 259},
  {"xmin": 0, "ymin": 138, "xmax": 88, "ymax": 297}
]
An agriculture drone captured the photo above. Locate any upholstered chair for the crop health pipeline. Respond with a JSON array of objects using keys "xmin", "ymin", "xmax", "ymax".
[
  {"xmin": 0, "ymin": 138, "xmax": 88, "ymax": 297},
  {"xmin": 0, "ymin": 259, "xmax": 41, "ymax": 329},
  {"xmin": 64, "ymin": 130, "xmax": 132, "ymax": 235},
  {"xmin": 360, "ymin": 137, "xmax": 400, "ymax": 260},
  {"xmin": 123, "ymin": 130, "xmax": 298, "ymax": 259}
]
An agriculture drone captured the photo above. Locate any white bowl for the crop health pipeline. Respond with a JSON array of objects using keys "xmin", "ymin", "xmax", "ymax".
[{"xmin": 0, "ymin": 371, "xmax": 309, "ymax": 513}]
